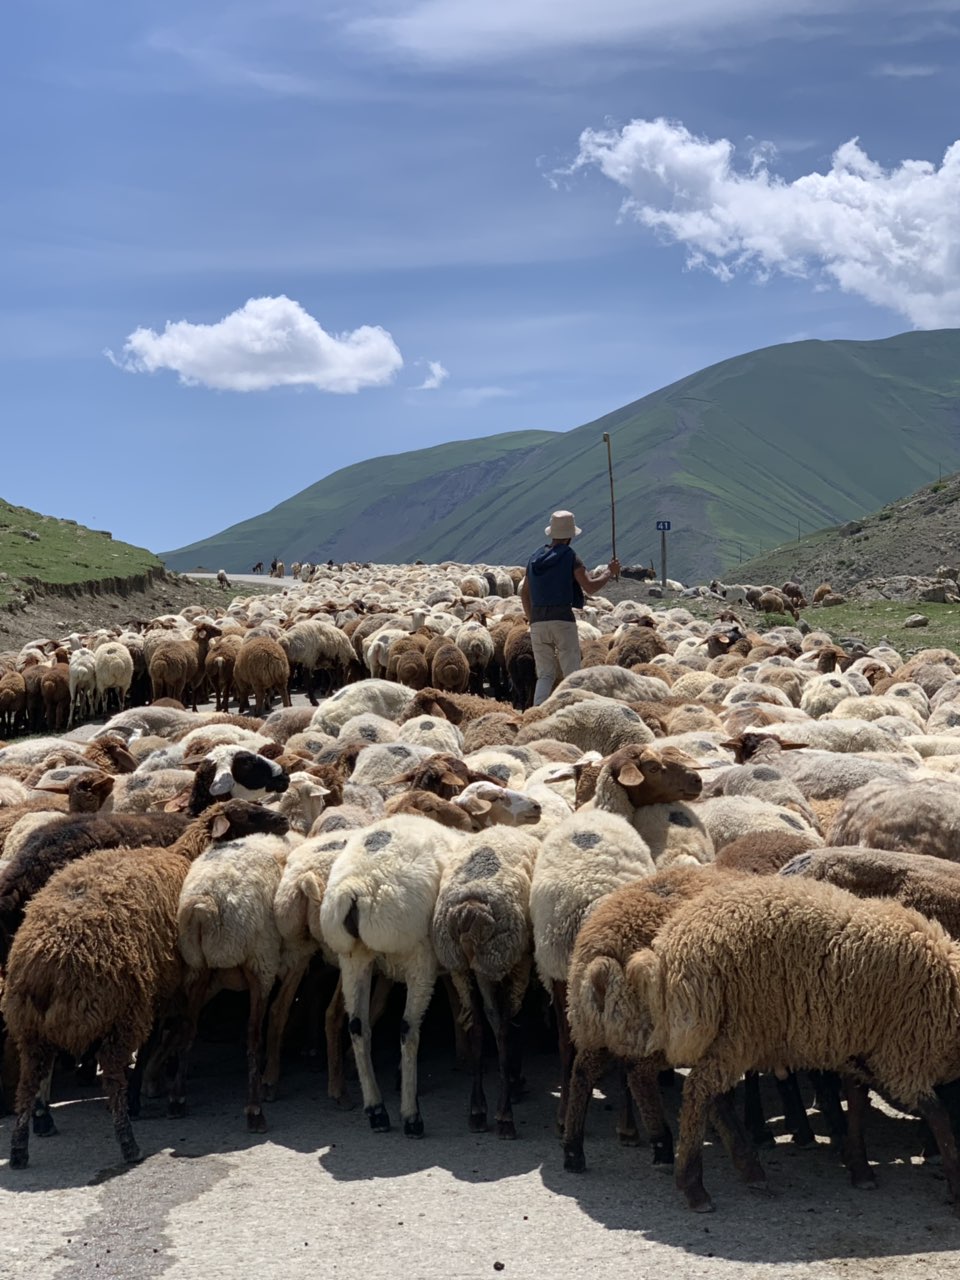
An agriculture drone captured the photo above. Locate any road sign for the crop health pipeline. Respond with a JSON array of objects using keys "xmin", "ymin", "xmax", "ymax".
[{"xmin": 656, "ymin": 520, "xmax": 671, "ymax": 532}]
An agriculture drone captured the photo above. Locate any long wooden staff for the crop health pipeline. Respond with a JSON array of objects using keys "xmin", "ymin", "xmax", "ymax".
[{"xmin": 602, "ymin": 432, "xmax": 619, "ymax": 580}]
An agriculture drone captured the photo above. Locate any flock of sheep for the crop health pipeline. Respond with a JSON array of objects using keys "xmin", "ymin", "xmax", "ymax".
[{"xmin": 3, "ymin": 558, "xmax": 960, "ymax": 1220}]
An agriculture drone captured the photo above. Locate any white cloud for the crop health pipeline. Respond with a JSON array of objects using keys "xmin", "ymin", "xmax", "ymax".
[
  {"xmin": 458, "ymin": 385, "xmax": 516, "ymax": 406},
  {"xmin": 568, "ymin": 118, "xmax": 960, "ymax": 327},
  {"xmin": 414, "ymin": 359, "xmax": 449, "ymax": 390},
  {"xmin": 108, "ymin": 295, "xmax": 404, "ymax": 392},
  {"xmin": 348, "ymin": 0, "xmax": 958, "ymax": 61},
  {"xmin": 873, "ymin": 62, "xmax": 940, "ymax": 77}
]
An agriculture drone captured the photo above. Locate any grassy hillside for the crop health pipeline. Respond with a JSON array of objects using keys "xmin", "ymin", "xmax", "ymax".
[
  {"xmin": 736, "ymin": 469, "xmax": 960, "ymax": 591},
  {"xmin": 163, "ymin": 430, "xmax": 557, "ymax": 573},
  {"xmin": 0, "ymin": 499, "xmax": 161, "ymax": 606},
  {"xmin": 163, "ymin": 329, "xmax": 960, "ymax": 580}
]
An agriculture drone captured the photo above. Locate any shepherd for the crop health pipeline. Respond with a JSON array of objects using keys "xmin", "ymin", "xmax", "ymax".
[{"xmin": 521, "ymin": 510, "xmax": 619, "ymax": 706}]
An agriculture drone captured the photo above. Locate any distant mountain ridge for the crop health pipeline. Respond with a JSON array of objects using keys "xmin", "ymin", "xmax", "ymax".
[{"xmin": 163, "ymin": 329, "xmax": 960, "ymax": 581}]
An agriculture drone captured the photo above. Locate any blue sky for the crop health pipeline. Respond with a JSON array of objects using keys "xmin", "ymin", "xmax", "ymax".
[{"xmin": 3, "ymin": 1, "xmax": 959, "ymax": 553}]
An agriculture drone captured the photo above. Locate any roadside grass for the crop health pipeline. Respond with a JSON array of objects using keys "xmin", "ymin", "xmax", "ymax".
[{"xmin": 0, "ymin": 500, "xmax": 160, "ymax": 605}]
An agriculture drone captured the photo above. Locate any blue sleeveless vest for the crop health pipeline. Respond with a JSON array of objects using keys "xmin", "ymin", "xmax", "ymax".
[{"xmin": 526, "ymin": 544, "xmax": 584, "ymax": 610}]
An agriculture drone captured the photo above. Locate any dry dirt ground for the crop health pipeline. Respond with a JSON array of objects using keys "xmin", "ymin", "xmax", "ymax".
[{"xmin": 2, "ymin": 1018, "xmax": 960, "ymax": 1280}]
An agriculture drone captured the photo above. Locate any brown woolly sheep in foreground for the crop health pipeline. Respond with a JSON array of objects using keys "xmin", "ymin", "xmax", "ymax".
[
  {"xmin": 3, "ymin": 799, "xmax": 289, "ymax": 1168},
  {"xmin": 632, "ymin": 876, "xmax": 960, "ymax": 1212}
]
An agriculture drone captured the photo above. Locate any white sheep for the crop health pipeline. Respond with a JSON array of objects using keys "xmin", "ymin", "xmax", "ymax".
[
  {"xmin": 432, "ymin": 827, "xmax": 539, "ymax": 1137},
  {"xmin": 94, "ymin": 641, "xmax": 134, "ymax": 717},
  {"xmin": 177, "ymin": 829, "xmax": 296, "ymax": 1131},
  {"xmin": 530, "ymin": 809, "xmax": 655, "ymax": 1123},
  {"xmin": 319, "ymin": 815, "xmax": 464, "ymax": 1136}
]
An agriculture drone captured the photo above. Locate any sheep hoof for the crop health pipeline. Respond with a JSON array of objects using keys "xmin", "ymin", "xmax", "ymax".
[
  {"xmin": 167, "ymin": 1099, "xmax": 187, "ymax": 1119},
  {"xmin": 686, "ymin": 1193, "xmax": 715, "ymax": 1214},
  {"xmin": 750, "ymin": 1126, "xmax": 776, "ymax": 1149},
  {"xmin": 791, "ymin": 1130, "xmax": 817, "ymax": 1149},
  {"xmin": 403, "ymin": 1115, "xmax": 425, "ymax": 1139},
  {"xmin": 617, "ymin": 1128, "xmax": 642, "ymax": 1148},
  {"xmin": 32, "ymin": 1111, "xmax": 57, "ymax": 1138},
  {"xmin": 9, "ymin": 1147, "xmax": 29, "ymax": 1169},
  {"xmin": 333, "ymin": 1092, "xmax": 356, "ymax": 1112},
  {"xmin": 496, "ymin": 1119, "xmax": 517, "ymax": 1140},
  {"xmin": 563, "ymin": 1147, "xmax": 586, "ymax": 1173},
  {"xmin": 261, "ymin": 1082, "xmax": 277, "ymax": 1104},
  {"xmin": 366, "ymin": 1104, "xmax": 391, "ymax": 1133},
  {"xmin": 469, "ymin": 1112, "xmax": 487, "ymax": 1133},
  {"xmin": 851, "ymin": 1173, "xmax": 877, "ymax": 1191},
  {"xmin": 923, "ymin": 1152, "xmax": 943, "ymax": 1166},
  {"xmin": 246, "ymin": 1109, "xmax": 268, "ymax": 1134},
  {"xmin": 122, "ymin": 1143, "xmax": 143, "ymax": 1165}
]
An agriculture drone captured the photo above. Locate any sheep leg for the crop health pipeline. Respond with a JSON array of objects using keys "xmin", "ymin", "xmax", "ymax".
[
  {"xmin": 243, "ymin": 966, "xmax": 270, "ymax": 1132},
  {"xmin": 31, "ymin": 1059, "xmax": 57, "ymax": 1137},
  {"xmin": 441, "ymin": 973, "xmax": 471, "ymax": 1069},
  {"xmin": 617, "ymin": 1066, "xmax": 641, "ymax": 1146},
  {"xmin": 553, "ymin": 980, "xmax": 574, "ymax": 1132},
  {"xmin": 99, "ymin": 1029, "xmax": 141, "ymax": 1164},
  {"xmin": 341, "ymin": 954, "xmax": 387, "ymax": 1131},
  {"xmin": 10, "ymin": 1039, "xmax": 57, "ymax": 1169},
  {"xmin": 562, "ymin": 1047, "xmax": 610, "ymax": 1172},
  {"xmin": 454, "ymin": 971, "xmax": 487, "ymax": 1132},
  {"xmin": 811, "ymin": 1069, "xmax": 847, "ymax": 1146},
  {"xmin": 917, "ymin": 1096, "xmax": 960, "ymax": 1206},
  {"xmin": 742, "ymin": 1071, "xmax": 775, "ymax": 1147},
  {"xmin": 626, "ymin": 1060, "xmax": 674, "ymax": 1168},
  {"xmin": 324, "ymin": 977, "xmax": 352, "ymax": 1108},
  {"xmin": 710, "ymin": 1091, "xmax": 768, "ymax": 1189},
  {"xmin": 398, "ymin": 946, "xmax": 438, "ymax": 1137},
  {"xmin": 841, "ymin": 1078, "xmax": 876, "ymax": 1189},
  {"xmin": 167, "ymin": 972, "xmax": 210, "ymax": 1119},
  {"xmin": 776, "ymin": 1072, "xmax": 816, "ymax": 1147},
  {"xmin": 478, "ymin": 976, "xmax": 520, "ymax": 1139},
  {"xmin": 675, "ymin": 1059, "xmax": 734, "ymax": 1213},
  {"xmin": 262, "ymin": 958, "xmax": 310, "ymax": 1102}
]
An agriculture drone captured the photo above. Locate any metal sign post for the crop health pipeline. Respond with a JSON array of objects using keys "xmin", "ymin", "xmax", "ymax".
[{"xmin": 656, "ymin": 520, "xmax": 671, "ymax": 589}]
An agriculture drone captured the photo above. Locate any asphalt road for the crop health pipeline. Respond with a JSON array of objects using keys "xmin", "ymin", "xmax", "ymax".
[{"xmin": 3, "ymin": 1033, "xmax": 960, "ymax": 1280}]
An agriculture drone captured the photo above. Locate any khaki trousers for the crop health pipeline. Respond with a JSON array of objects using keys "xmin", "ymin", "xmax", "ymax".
[{"xmin": 530, "ymin": 619, "xmax": 581, "ymax": 705}]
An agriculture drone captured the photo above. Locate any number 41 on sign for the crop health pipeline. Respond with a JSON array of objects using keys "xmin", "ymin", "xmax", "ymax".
[{"xmin": 656, "ymin": 520, "xmax": 671, "ymax": 532}]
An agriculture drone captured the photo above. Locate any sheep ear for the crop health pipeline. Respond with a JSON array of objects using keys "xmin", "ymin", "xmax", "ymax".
[
  {"xmin": 211, "ymin": 814, "xmax": 231, "ymax": 838},
  {"xmin": 616, "ymin": 763, "xmax": 644, "ymax": 787},
  {"xmin": 439, "ymin": 771, "xmax": 464, "ymax": 787},
  {"xmin": 164, "ymin": 789, "xmax": 192, "ymax": 813},
  {"xmin": 458, "ymin": 794, "xmax": 491, "ymax": 815},
  {"xmin": 182, "ymin": 754, "xmax": 207, "ymax": 768}
]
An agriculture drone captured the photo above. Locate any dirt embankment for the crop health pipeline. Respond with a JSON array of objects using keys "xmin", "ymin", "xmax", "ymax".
[{"xmin": 0, "ymin": 571, "xmax": 277, "ymax": 651}]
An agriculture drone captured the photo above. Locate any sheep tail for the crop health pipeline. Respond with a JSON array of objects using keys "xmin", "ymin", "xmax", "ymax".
[
  {"xmin": 344, "ymin": 897, "xmax": 361, "ymax": 940},
  {"xmin": 572, "ymin": 956, "xmax": 624, "ymax": 1043},
  {"xmin": 625, "ymin": 949, "xmax": 714, "ymax": 1062},
  {"xmin": 450, "ymin": 900, "xmax": 495, "ymax": 965},
  {"xmin": 179, "ymin": 897, "xmax": 219, "ymax": 968}
]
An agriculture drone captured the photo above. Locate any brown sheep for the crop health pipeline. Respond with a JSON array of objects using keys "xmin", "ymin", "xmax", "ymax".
[
  {"xmin": 812, "ymin": 583, "xmax": 833, "ymax": 604},
  {"xmin": 394, "ymin": 648, "xmax": 430, "ymax": 690},
  {"xmin": 431, "ymin": 642, "xmax": 471, "ymax": 694},
  {"xmin": 234, "ymin": 637, "xmax": 292, "ymax": 715},
  {"xmin": 504, "ymin": 623, "xmax": 537, "ymax": 710},
  {"xmin": 39, "ymin": 665, "xmax": 70, "ymax": 733},
  {"xmin": 563, "ymin": 864, "xmax": 721, "ymax": 1172},
  {"xmin": 384, "ymin": 789, "xmax": 475, "ymax": 830},
  {"xmin": 0, "ymin": 672, "xmax": 26, "ymax": 737},
  {"xmin": 461, "ymin": 712, "xmax": 523, "ymax": 753},
  {"xmin": 610, "ymin": 625, "xmax": 667, "ymax": 668},
  {"xmin": 204, "ymin": 633, "xmax": 242, "ymax": 712},
  {"xmin": 402, "ymin": 688, "xmax": 515, "ymax": 725},
  {"xmin": 2, "ymin": 800, "xmax": 289, "ymax": 1168},
  {"xmin": 714, "ymin": 830, "xmax": 822, "ymax": 876}
]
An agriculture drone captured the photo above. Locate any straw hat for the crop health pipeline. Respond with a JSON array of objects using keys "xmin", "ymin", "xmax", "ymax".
[{"xmin": 545, "ymin": 510, "xmax": 582, "ymax": 539}]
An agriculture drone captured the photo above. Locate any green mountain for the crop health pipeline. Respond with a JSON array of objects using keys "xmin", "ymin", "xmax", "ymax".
[{"xmin": 163, "ymin": 330, "xmax": 960, "ymax": 582}]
